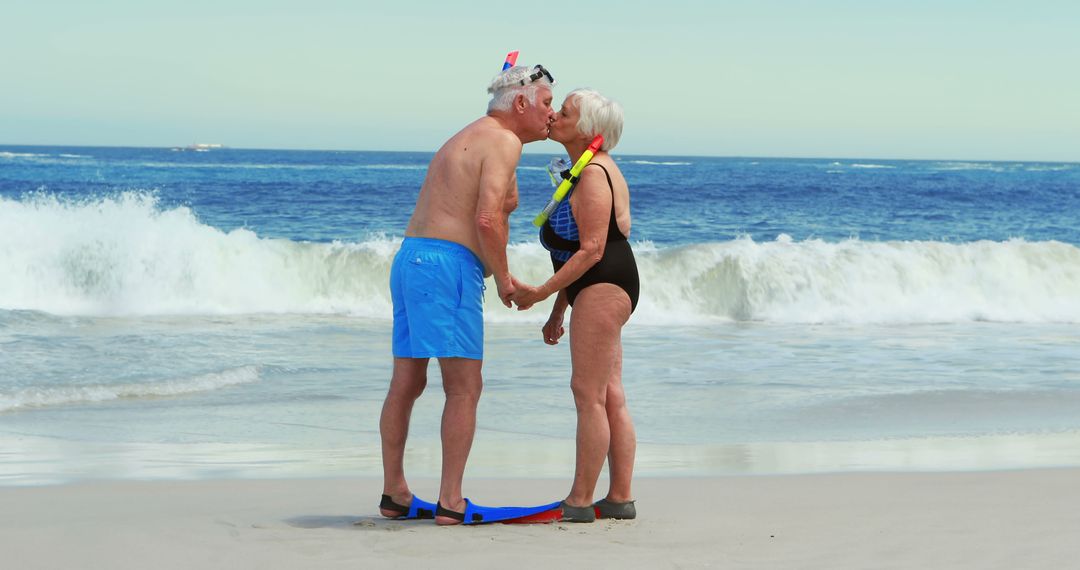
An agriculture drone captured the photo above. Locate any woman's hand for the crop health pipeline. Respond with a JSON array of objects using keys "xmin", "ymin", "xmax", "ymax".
[{"xmin": 542, "ymin": 311, "xmax": 566, "ymax": 345}]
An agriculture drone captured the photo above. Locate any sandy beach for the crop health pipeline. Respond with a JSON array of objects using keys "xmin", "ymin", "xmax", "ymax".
[{"xmin": 3, "ymin": 470, "xmax": 1079, "ymax": 569}]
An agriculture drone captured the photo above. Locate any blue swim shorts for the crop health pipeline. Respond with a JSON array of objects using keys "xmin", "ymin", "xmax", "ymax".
[{"xmin": 390, "ymin": 237, "xmax": 485, "ymax": 360}]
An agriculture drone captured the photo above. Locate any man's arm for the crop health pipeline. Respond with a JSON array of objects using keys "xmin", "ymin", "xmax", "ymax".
[{"xmin": 475, "ymin": 135, "xmax": 522, "ymax": 307}]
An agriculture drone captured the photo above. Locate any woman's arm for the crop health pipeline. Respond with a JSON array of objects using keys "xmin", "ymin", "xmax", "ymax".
[
  {"xmin": 542, "ymin": 290, "xmax": 569, "ymax": 345},
  {"xmin": 511, "ymin": 165, "xmax": 613, "ymax": 311},
  {"xmin": 533, "ymin": 166, "xmax": 612, "ymax": 298}
]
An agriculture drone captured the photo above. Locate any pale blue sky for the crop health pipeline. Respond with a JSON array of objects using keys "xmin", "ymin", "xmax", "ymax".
[{"xmin": 3, "ymin": 0, "xmax": 1078, "ymax": 160}]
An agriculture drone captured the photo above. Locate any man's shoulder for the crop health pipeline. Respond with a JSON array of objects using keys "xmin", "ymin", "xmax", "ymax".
[
  {"xmin": 488, "ymin": 130, "xmax": 523, "ymax": 159},
  {"xmin": 468, "ymin": 118, "xmax": 520, "ymax": 147},
  {"xmin": 458, "ymin": 125, "xmax": 519, "ymax": 167},
  {"xmin": 491, "ymin": 127, "xmax": 522, "ymax": 147}
]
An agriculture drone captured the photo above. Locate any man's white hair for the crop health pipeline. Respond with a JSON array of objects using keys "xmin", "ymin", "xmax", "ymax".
[
  {"xmin": 487, "ymin": 65, "xmax": 553, "ymax": 113},
  {"xmin": 567, "ymin": 88, "xmax": 623, "ymax": 151}
]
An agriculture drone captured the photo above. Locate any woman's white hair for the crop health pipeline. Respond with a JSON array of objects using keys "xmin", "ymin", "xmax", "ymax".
[
  {"xmin": 567, "ymin": 88, "xmax": 623, "ymax": 151},
  {"xmin": 487, "ymin": 65, "xmax": 553, "ymax": 113}
]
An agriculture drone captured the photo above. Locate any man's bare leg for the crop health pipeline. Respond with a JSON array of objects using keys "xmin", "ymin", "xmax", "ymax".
[
  {"xmin": 434, "ymin": 356, "xmax": 483, "ymax": 525},
  {"xmin": 379, "ymin": 357, "xmax": 429, "ymax": 517}
]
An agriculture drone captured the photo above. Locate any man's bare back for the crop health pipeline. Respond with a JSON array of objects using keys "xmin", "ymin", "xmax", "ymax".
[{"xmin": 405, "ymin": 116, "xmax": 522, "ymax": 278}]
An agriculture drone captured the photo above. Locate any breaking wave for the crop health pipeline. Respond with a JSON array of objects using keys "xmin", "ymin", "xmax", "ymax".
[
  {"xmin": 2, "ymin": 192, "xmax": 1079, "ymax": 324},
  {"xmin": 0, "ymin": 366, "xmax": 259, "ymax": 413}
]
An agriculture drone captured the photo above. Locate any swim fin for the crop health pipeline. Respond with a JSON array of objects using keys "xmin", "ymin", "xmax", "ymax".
[
  {"xmin": 379, "ymin": 494, "xmax": 437, "ymax": 520},
  {"xmin": 456, "ymin": 499, "xmax": 563, "ymax": 525}
]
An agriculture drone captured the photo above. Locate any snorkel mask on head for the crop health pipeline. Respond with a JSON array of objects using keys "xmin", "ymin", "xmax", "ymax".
[
  {"xmin": 519, "ymin": 64, "xmax": 554, "ymax": 86},
  {"xmin": 489, "ymin": 51, "xmax": 554, "ymax": 95}
]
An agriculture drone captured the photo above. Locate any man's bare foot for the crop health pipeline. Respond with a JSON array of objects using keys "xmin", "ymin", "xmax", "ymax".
[
  {"xmin": 379, "ymin": 493, "xmax": 413, "ymax": 518},
  {"xmin": 435, "ymin": 500, "xmax": 466, "ymax": 526}
]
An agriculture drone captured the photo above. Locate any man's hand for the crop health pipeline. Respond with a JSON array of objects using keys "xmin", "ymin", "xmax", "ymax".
[{"xmin": 495, "ymin": 275, "xmax": 516, "ymax": 308}]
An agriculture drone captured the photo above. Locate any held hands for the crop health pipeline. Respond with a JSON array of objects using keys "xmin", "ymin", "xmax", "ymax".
[
  {"xmin": 509, "ymin": 276, "xmax": 549, "ymax": 311},
  {"xmin": 497, "ymin": 274, "xmax": 564, "ymax": 344},
  {"xmin": 495, "ymin": 275, "xmax": 516, "ymax": 308},
  {"xmin": 496, "ymin": 274, "xmax": 547, "ymax": 310}
]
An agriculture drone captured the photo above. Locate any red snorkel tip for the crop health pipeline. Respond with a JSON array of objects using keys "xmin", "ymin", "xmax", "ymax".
[{"xmin": 502, "ymin": 50, "xmax": 519, "ymax": 70}]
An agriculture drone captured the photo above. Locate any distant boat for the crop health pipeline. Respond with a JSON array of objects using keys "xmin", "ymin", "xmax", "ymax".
[
  {"xmin": 187, "ymin": 143, "xmax": 224, "ymax": 152},
  {"xmin": 171, "ymin": 143, "xmax": 225, "ymax": 152}
]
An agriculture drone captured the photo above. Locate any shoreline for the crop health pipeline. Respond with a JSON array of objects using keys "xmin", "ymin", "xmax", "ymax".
[
  {"xmin": 3, "ymin": 470, "xmax": 1079, "ymax": 569},
  {"xmin": 6, "ymin": 429, "xmax": 1080, "ymax": 486}
]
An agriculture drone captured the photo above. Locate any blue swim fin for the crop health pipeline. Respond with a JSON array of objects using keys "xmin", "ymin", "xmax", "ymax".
[
  {"xmin": 379, "ymin": 494, "xmax": 436, "ymax": 520},
  {"xmin": 460, "ymin": 499, "xmax": 563, "ymax": 525},
  {"xmin": 407, "ymin": 496, "xmax": 437, "ymax": 519}
]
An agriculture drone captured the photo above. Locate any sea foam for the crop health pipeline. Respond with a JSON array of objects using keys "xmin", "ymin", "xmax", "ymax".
[
  {"xmin": 630, "ymin": 235, "xmax": 1080, "ymax": 324},
  {"xmin": 2, "ymin": 193, "xmax": 1079, "ymax": 324},
  {"xmin": 0, "ymin": 192, "xmax": 398, "ymax": 317},
  {"xmin": 0, "ymin": 366, "xmax": 259, "ymax": 413}
]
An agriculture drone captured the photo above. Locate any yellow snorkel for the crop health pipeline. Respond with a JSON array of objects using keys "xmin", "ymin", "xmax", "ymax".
[{"xmin": 533, "ymin": 135, "xmax": 604, "ymax": 227}]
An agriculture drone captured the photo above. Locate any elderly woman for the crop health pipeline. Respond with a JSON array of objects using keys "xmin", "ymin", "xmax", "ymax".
[{"xmin": 513, "ymin": 89, "xmax": 639, "ymax": 522}]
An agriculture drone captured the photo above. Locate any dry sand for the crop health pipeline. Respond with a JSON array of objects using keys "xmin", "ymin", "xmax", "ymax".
[{"xmin": 3, "ymin": 470, "xmax": 1079, "ymax": 569}]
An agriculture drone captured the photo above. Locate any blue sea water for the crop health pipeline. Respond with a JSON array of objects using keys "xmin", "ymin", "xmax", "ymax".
[{"xmin": 2, "ymin": 145, "xmax": 1080, "ymax": 484}]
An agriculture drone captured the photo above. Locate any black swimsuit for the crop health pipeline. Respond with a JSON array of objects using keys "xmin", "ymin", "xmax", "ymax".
[{"xmin": 539, "ymin": 163, "xmax": 640, "ymax": 312}]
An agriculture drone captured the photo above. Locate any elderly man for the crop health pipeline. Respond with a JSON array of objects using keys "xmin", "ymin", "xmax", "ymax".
[{"xmin": 378, "ymin": 64, "xmax": 555, "ymax": 525}]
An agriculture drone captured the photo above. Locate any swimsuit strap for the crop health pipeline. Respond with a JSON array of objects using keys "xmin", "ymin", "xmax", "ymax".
[
  {"xmin": 583, "ymin": 163, "xmax": 627, "ymax": 242},
  {"xmin": 585, "ymin": 162, "xmax": 615, "ymax": 193},
  {"xmin": 566, "ymin": 162, "xmax": 613, "ymax": 202}
]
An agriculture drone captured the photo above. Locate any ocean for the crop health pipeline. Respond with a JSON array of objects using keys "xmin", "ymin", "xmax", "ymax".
[{"xmin": 2, "ymin": 145, "xmax": 1079, "ymax": 485}]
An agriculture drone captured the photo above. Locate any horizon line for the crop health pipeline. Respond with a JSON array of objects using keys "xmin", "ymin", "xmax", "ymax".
[{"xmin": 1, "ymin": 142, "xmax": 1076, "ymax": 166}]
